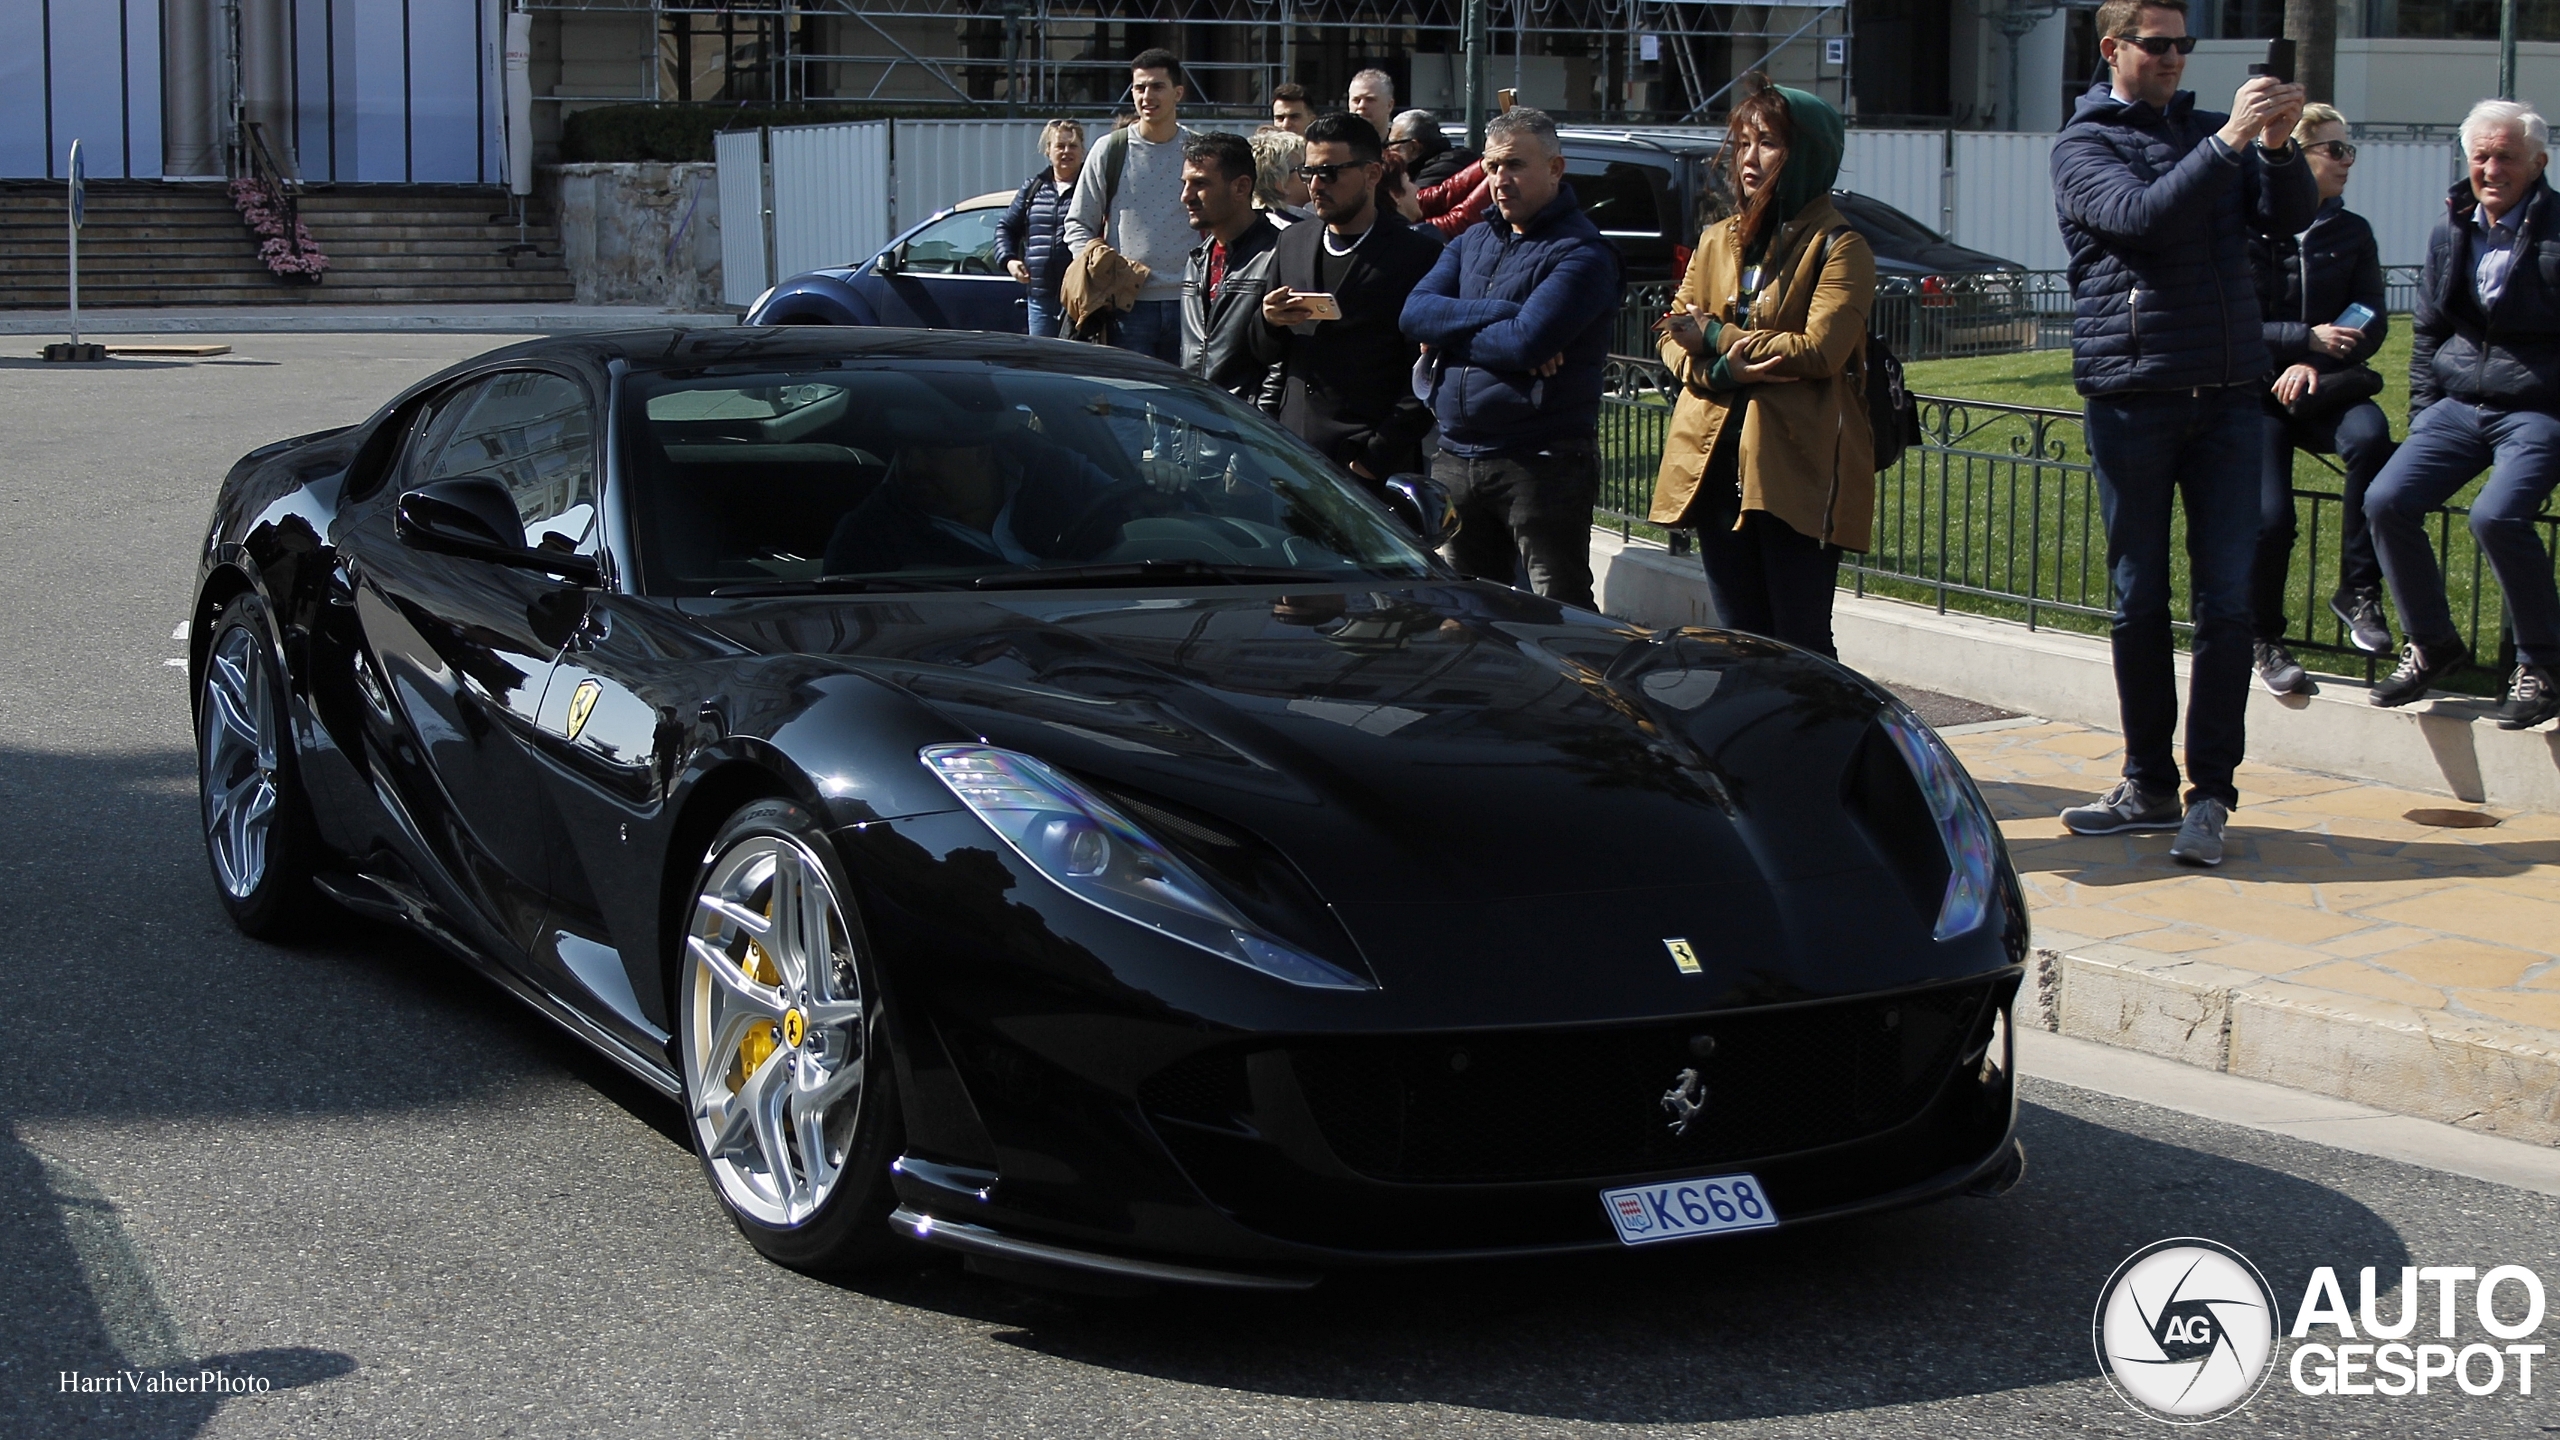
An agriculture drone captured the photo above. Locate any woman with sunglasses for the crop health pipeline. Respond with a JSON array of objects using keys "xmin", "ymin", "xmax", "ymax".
[
  {"xmin": 2247, "ymin": 102, "xmax": 2396, "ymax": 694},
  {"xmin": 1648, "ymin": 79, "xmax": 1874, "ymax": 659}
]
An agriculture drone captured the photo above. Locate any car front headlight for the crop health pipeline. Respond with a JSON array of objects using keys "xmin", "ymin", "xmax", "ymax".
[
  {"xmin": 920, "ymin": 746, "xmax": 1372, "ymax": 991},
  {"xmin": 1874, "ymin": 706, "xmax": 2000, "ymax": 940}
]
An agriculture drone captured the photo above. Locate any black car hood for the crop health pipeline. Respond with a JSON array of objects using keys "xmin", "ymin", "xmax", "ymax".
[
  {"xmin": 706, "ymin": 576, "xmax": 1904, "ymax": 855},
  {"xmin": 692, "ymin": 582, "xmax": 1995, "ymax": 1012}
]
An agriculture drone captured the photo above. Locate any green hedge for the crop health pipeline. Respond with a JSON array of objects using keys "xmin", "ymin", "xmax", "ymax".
[{"xmin": 560, "ymin": 102, "xmax": 1011, "ymax": 164}]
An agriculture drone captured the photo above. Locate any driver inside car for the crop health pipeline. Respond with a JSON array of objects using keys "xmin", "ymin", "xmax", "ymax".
[{"xmin": 822, "ymin": 424, "xmax": 1195, "ymax": 576}]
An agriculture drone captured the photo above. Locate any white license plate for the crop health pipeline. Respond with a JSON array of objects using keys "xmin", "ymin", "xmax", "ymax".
[{"xmin": 1600, "ymin": 1173, "xmax": 1779, "ymax": 1245}]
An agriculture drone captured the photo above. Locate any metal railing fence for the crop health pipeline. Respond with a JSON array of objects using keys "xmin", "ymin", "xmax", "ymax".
[{"xmin": 1595, "ymin": 375, "xmax": 2543, "ymax": 684}]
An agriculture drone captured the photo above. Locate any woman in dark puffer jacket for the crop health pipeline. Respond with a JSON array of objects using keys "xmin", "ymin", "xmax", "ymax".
[
  {"xmin": 995, "ymin": 120, "xmax": 1086, "ymax": 338},
  {"xmin": 2247, "ymin": 102, "xmax": 2395, "ymax": 694}
]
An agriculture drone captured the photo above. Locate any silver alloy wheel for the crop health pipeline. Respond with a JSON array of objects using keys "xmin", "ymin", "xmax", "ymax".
[
  {"xmin": 200, "ymin": 622, "xmax": 280, "ymax": 900},
  {"xmin": 682, "ymin": 832, "xmax": 867, "ymax": 1228}
]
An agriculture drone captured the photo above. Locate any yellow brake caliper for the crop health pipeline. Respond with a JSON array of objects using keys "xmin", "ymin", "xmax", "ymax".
[{"xmin": 725, "ymin": 892, "xmax": 785, "ymax": 1092}]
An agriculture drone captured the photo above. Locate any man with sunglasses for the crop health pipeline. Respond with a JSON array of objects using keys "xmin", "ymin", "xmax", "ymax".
[
  {"xmin": 1249, "ymin": 112, "xmax": 1443, "ymax": 493},
  {"xmin": 2049, "ymin": 0, "xmax": 2315, "ymax": 867}
]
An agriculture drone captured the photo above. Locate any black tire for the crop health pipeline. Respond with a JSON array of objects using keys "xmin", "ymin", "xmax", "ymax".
[
  {"xmin": 196, "ymin": 592, "xmax": 324, "ymax": 939},
  {"xmin": 677, "ymin": 798, "xmax": 908, "ymax": 1272}
]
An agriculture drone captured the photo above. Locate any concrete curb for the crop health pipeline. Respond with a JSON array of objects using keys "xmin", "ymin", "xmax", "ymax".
[
  {"xmin": 2, "ymin": 307, "xmax": 742, "ymax": 336},
  {"xmin": 2030, "ymin": 942, "xmax": 2560, "ymax": 1148},
  {"xmin": 1587, "ymin": 527, "xmax": 2560, "ymax": 812}
]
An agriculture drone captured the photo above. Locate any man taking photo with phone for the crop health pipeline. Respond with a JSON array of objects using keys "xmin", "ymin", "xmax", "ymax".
[
  {"xmin": 1251, "ymin": 112, "xmax": 1442, "ymax": 492},
  {"xmin": 2049, "ymin": 0, "xmax": 2315, "ymax": 866}
]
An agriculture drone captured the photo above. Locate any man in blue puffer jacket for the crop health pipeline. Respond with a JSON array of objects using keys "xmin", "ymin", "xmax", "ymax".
[
  {"xmin": 2050, "ymin": 0, "xmax": 2315, "ymax": 868},
  {"xmin": 1403, "ymin": 107, "xmax": 1622, "ymax": 610}
]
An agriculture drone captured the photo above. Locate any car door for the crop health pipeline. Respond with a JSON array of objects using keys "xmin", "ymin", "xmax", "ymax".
[
  {"xmin": 334, "ymin": 367, "xmax": 600, "ymax": 960},
  {"xmin": 863, "ymin": 206, "xmax": 1027, "ymax": 332}
]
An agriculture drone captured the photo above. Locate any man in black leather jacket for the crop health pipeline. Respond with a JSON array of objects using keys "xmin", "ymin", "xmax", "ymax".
[
  {"xmin": 2247, "ymin": 102, "xmax": 2395, "ymax": 694},
  {"xmin": 2365, "ymin": 99, "xmax": 2560, "ymax": 729},
  {"xmin": 1178, "ymin": 132, "xmax": 1284, "ymax": 406}
]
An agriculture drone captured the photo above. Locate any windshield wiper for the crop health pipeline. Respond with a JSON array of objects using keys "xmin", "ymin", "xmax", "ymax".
[
  {"xmin": 707, "ymin": 576, "xmax": 959, "ymax": 597},
  {"xmin": 969, "ymin": 560, "xmax": 1360, "ymax": 591}
]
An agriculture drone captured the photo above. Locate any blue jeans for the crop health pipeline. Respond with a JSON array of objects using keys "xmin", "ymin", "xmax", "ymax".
[
  {"xmin": 1025, "ymin": 295, "xmax": 1063, "ymax": 339},
  {"xmin": 2366, "ymin": 400, "xmax": 2560, "ymax": 669},
  {"xmin": 2084, "ymin": 386, "xmax": 2263, "ymax": 808},
  {"xmin": 1113, "ymin": 299, "xmax": 1183, "ymax": 364}
]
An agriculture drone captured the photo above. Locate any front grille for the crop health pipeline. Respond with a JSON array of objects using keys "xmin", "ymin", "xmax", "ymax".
[{"xmin": 1283, "ymin": 980, "xmax": 1995, "ymax": 1184}]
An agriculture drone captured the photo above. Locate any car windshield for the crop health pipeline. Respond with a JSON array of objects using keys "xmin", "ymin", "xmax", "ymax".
[{"xmin": 624, "ymin": 362, "xmax": 1437, "ymax": 595}]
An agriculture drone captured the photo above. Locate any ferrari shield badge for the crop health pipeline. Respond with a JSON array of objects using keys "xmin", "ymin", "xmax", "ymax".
[
  {"xmin": 564, "ymin": 678, "xmax": 602, "ymax": 741},
  {"xmin": 1663, "ymin": 938, "xmax": 1701, "ymax": 975}
]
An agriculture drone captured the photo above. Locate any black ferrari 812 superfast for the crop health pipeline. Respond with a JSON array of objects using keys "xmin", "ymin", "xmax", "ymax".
[{"xmin": 191, "ymin": 327, "xmax": 2027, "ymax": 1289}]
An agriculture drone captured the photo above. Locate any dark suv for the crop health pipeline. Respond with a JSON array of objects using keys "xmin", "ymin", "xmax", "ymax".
[{"xmin": 1559, "ymin": 128, "xmax": 2035, "ymax": 358}]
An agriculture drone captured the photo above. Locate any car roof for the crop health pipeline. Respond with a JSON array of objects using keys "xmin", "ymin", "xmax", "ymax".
[
  {"xmin": 478, "ymin": 326, "xmax": 1213, "ymax": 379},
  {"xmin": 956, "ymin": 189, "xmax": 1014, "ymax": 211},
  {"xmin": 1558, "ymin": 127, "xmax": 1722, "ymax": 156}
]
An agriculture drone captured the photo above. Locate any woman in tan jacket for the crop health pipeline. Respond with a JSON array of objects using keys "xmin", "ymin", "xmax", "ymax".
[{"xmin": 1650, "ymin": 80, "xmax": 1874, "ymax": 659}]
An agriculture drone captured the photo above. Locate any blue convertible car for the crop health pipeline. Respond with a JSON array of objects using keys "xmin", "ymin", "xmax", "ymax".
[{"xmin": 747, "ymin": 190, "xmax": 1029, "ymax": 332}]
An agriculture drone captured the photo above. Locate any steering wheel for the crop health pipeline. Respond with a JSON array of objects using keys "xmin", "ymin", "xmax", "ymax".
[
  {"xmin": 961, "ymin": 252, "xmax": 997, "ymax": 276},
  {"xmin": 1054, "ymin": 477, "xmax": 1179, "ymax": 556}
]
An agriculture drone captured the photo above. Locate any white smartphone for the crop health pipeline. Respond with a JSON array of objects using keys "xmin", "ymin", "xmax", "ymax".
[{"xmin": 2334, "ymin": 302, "xmax": 2378, "ymax": 332}]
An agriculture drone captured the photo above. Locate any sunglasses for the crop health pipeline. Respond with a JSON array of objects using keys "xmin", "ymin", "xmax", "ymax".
[
  {"xmin": 2114, "ymin": 33, "xmax": 2199, "ymax": 55},
  {"xmin": 1294, "ymin": 162, "xmax": 1368, "ymax": 182},
  {"xmin": 2308, "ymin": 139, "xmax": 2358, "ymax": 161}
]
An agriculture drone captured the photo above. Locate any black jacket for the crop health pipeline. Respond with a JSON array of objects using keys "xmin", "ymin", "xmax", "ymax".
[
  {"xmin": 2252, "ymin": 196, "xmax": 2388, "ymax": 374},
  {"xmin": 1182, "ymin": 216, "xmax": 1285, "ymax": 405},
  {"xmin": 1248, "ymin": 211, "xmax": 1444, "ymax": 479},
  {"xmin": 994, "ymin": 169, "xmax": 1076, "ymax": 303},
  {"xmin": 2411, "ymin": 175, "xmax": 2560, "ymax": 418},
  {"xmin": 1413, "ymin": 144, "xmax": 1478, "ymax": 190},
  {"xmin": 2051, "ymin": 82, "xmax": 2320, "ymax": 396}
]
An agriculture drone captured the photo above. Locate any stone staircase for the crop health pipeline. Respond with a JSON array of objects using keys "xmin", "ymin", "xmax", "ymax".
[{"xmin": 0, "ymin": 181, "xmax": 575, "ymax": 307}]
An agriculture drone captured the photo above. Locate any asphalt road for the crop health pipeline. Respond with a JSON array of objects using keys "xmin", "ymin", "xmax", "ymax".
[{"xmin": 2, "ymin": 334, "xmax": 2553, "ymax": 1439}]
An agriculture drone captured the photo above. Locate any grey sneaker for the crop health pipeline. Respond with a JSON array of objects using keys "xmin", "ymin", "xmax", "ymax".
[
  {"xmin": 2060, "ymin": 778, "xmax": 2183, "ymax": 835},
  {"xmin": 2254, "ymin": 640, "xmax": 2310, "ymax": 695},
  {"xmin": 2169, "ymin": 797, "xmax": 2230, "ymax": 867}
]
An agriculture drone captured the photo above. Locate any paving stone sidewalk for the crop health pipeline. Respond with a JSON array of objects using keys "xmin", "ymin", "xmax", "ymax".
[{"xmin": 1944, "ymin": 716, "xmax": 2560, "ymax": 1140}]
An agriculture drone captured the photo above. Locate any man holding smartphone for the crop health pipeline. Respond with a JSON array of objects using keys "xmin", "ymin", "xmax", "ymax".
[
  {"xmin": 2050, "ymin": 0, "xmax": 2315, "ymax": 866},
  {"xmin": 1250, "ymin": 112, "xmax": 1442, "ymax": 491}
]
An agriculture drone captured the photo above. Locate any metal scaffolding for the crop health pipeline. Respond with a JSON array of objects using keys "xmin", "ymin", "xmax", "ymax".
[{"xmin": 522, "ymin": 0, "xmax": 1852, "ymax": 124}]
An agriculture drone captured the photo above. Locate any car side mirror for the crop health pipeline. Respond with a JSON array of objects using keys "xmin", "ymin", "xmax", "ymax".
[
  {"xmin": 396, "ymin": 476, "xmax": 602, "ymax": 586},
  {"xmin": 875, "ymin": 244, "xmax": 905, "ymax": 277},
  {"xmin": 1382, "ymin": 473, "xmax": 1458, "ymax": 548}
]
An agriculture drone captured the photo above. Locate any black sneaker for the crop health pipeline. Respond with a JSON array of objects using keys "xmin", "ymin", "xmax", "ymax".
[
  {"xmin": 2329, "ymin": 587, "xmax": 2393, "ymax": 655},
  {"xmin": 2370, "ymin": 639, "xmax": 2470, "ymax": 708},
  {"xmin": 2060, "ymin": 779, "xmax": 2183, "ymax": 835},
  {"xmin": 2254, "ymin": 640, "xmax": 2310, "ymax": 695},
  {"xmin": 2496, "ymin": 664, "xmax": 2560, "ymax": 730}
]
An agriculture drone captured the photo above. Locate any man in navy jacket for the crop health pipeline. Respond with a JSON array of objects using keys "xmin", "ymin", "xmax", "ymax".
[
  {"xmin": 2363, "ymin": 100, "xmax": 2560, "ymax": 731},
  {"xmin": 2050, "ymin": 0, "xmax": 2313, "ymax": 867},
  {"xmin": 1403, "ymin": 107, "xmax": 1621, "ymax": 610}
]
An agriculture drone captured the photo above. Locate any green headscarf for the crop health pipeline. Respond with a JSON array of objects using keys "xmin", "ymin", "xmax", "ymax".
[{"xmin": 1743, "ymin": 85, "xmax": 1845, "ymax": 260}]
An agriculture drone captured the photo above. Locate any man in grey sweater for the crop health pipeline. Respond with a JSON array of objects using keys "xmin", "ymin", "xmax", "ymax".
[{"xmin": 1063, "ymin": 49, "xmax": 1200, "ymax": 364}]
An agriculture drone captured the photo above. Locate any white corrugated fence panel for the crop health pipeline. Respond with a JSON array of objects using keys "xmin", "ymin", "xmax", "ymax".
[
  {"xmin": 715, "ymin": 127, "xmax": 767, "ymax": 306},
  {"xmin": 1950, "ymin": 131, "xmax": 2067, "ymax": 272},
  {"xmin": 2347, "ymin": 139, "xmax": 2460, "ymax": 269},
  {"xmin": 770, "ymin": 120, "xmax": 893, "ymax": 281},
  {"xmin": 1838, "ymin": 130, "xmax": 1946, "ymax": 237},
  {"xmin": 893, "ymin": 120, "xmax": 1058, "ymax": 229}
]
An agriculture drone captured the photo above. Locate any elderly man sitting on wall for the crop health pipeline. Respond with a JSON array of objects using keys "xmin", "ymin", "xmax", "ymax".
[{"xmin": 2364, "ymin": 98, "xmax": 2560, "ymax": 731}]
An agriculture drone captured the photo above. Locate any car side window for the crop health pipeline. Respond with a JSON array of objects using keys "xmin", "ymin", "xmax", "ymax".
[
  {"xmin": 901, "ymin": 208, "xmax": 1005, "ymax": 276},
  {"xmin": 417, "ymin": 371, "xmax": 598, "ymax": 548},
  {"xmin": 1569, "ymin": 162, "xmax": 1666, "ymax": 239}
]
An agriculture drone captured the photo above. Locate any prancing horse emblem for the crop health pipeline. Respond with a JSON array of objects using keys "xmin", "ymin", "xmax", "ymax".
[{"xmin": 1660, "ymin": 1067, "xmax": 1708, "ymax": 1135}]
